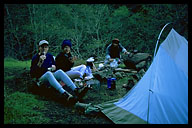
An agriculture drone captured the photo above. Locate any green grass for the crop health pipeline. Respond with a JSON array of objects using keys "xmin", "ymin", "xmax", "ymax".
[
  {"xmin": 4, "ymin": 58, "xmax": 50, "ymax": 124},
  {"xmin": 4, "ymin": 57, "xmax": 130, "ymax": 124},
  {"xmin": 4, "ymin": 57, "xmax": 31, "ymax": 70},
  {"xmin": 4, "ymin": 91, "xmax": 50, "ymax": 124}
]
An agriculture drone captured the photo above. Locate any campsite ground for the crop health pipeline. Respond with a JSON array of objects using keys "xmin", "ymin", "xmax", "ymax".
[{"xmin": 4, "ymin": 58, "xmax": 131, "ymax": 124}]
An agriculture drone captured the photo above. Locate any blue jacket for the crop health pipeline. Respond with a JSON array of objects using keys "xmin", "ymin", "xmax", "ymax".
[{"xmin": 30, "ymin": 52, "xmax": 55, "ymax": 79}]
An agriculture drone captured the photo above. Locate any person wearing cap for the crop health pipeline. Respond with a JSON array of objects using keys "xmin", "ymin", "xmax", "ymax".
[
  {"xmin": 30, "ymin": 40, "xmax": 88, "ymax": 103},
  {"xmin": 104, "ymin": 38, "xmax": 129, "ymax": 66},
  {"xmin": 55, "ymin": 39, "xmax": 88, "ymax": 80}
]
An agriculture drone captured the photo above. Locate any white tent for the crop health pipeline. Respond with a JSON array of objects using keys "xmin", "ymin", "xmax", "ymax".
[{"xmin": 99, "ymin": 28, "xmax": 188, "ymax": 124}]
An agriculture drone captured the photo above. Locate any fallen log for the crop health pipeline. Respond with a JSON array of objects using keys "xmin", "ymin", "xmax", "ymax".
[{"xmin": 114, "ymin": 68, "xmax": 137, "ymax": 73}]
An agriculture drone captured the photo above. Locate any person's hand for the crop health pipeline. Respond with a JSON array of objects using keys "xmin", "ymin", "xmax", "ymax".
[
  {"xmin": 40, "ymin": 54, "xmax": 46, "ymax": 60},
  {"xmin": 92, "ymin": 63, "xmax": 98, "ymax": 72},
  {"xmin": 73, "ymin": 56, "xmax": 77, "ymax": 61},
  {"xmin": 51, "ymin": 65, "xmax": 56, "ymax": 71},
  {"xmin": 48, "ymin": 65, "xmax": 56, "ymax": 71},
  {"xmin": 37, "ymin": 54, "xmax": 46, "ymax": 67},
  {"xmin": 124, "ymin": 51, "xmax": 130, "ymax": 55},
  {"xmin": 69, "ymin": 56, "xmax": 77, "ymax": 63},
  {"xmin": 109, "ymin": 58, "xmax": 114, "ymax": 62}
]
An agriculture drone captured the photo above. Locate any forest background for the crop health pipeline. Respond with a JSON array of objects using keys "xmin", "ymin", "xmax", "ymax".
[
  {"xmin": 4, "ymin": 4, "xmax": 188, "ymax": 124},
  {"xmin": 4, "ymin": 4, "xmax": 188, "ymax": 61}
]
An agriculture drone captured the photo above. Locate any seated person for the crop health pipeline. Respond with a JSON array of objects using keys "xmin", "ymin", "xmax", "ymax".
[
  {"xmin": 104, "ymin": 38, "xmax": 129, "ymax": 67},
  {"xmin": 84, "ymin": 57, "xmax": 97, "ymax": 80},
  {"xmin": 30, "ymin": 40, "xmax": 87, "ymax": 103},
  {"xmin": 55, "ymin": 39, "xmax": 88, "ymax": 80}
]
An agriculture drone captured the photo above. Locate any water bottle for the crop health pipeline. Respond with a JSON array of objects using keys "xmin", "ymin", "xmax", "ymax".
[
  {"xmin": 111, "ymin": 78, "xmax": 116, "ymax": 90},
  {"xmin": 107, "ymin": 77, "xmax": 116, "ymax": 90},
  {"xmin": 107, "ymin": 78, "xmax": 112, "ymax": 89}
]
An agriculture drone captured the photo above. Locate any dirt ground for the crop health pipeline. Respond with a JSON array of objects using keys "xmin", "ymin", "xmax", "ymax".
[{"xmin": 4, "ymin": 68, "xmax": 131, "ymax": 124}]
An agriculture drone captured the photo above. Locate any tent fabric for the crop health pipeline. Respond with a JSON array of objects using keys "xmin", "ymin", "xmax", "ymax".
[
  {"xmin": 100, "ymin": 99, "xmax": 147, "ymax": 124},
  {"xmin": 99, "ymin": 28, "xmax": 188, "ymax": 124}
]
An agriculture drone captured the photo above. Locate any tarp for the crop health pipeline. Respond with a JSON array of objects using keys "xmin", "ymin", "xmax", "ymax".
[{"xmin": 99, "ymin": 28, "xmax": 188, "ymax": 124}]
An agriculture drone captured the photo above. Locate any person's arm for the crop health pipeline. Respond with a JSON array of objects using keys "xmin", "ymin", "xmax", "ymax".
[
  {"xmin": 106, "ymin": 44, "xmax": 112, "ymax": 60},
  {"xmin": 67, "ymin": 53, "xmax": 75, "ymax": 67},
  {"xmin": 119, "ymin": 43, "xmax": 130, "ymax": 54},
  {"xmin": 30, "ymin": 55, "xmax": 46, "ymax": 79},
  {"xmin": 55, "ymin": 53, "xmax": 64, "ymax": 70},
  {"xmin": 55, "ymin": 53, "xmax": 74, "ymax": 71},
  {"xmin": 49, "ymin": 54, "xmax": 56, "ymax": 71}
]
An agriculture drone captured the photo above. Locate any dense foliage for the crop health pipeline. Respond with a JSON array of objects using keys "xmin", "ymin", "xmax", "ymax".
[{"xmin": 4, "ymin": 4, "xmax": 188, "ymax": 60}]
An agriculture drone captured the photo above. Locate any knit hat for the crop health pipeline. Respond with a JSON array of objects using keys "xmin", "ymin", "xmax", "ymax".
[{"xmin": 61, "ymin": 39, "xmax": 72, "ymax": 49}]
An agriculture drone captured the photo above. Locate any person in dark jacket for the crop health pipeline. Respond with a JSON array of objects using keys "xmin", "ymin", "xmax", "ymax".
[
  {"xmin": 55, "ymin": 40, "xmax": 88, "ymax": 80},
  {"xmin": 104, "ymin": 38, "xmax": 129, "ymax": 66},
  {"xmin": 30, "ymin": 40, "xmax": 87, "ymax": 102}
]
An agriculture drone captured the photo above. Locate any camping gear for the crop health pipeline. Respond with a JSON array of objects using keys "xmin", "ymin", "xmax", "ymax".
[
  {"xmin": 107, "ymin": 78, "xmax": 116, "ymax": 90},
  {"xmin": 84, "ymin": 57, "xmax": 95, "ymax": 80},
  {"xmin": 75, "ymin": 102, "xmax": 102, "ymax": 116},
  {"xmin": 110, "ymin": 59, "xmax": 118, "ymax": 68},
  {"xmin": 86, "ymin": 57, "xmax": 94, "ymax": 68},
  {"xmin": 98, "ymin": 27, "xmax": 188, "ymax": 124},
  {"xmin": 84, "ymin": 66, "xmax": 93, "ymax": 80},
  {"xmin": 98, "ymin": 63, "xmax": 104, "ymax": 70},
  {"xmin": 85, "ymin": 79, "xmax": 100, "ymax": 90},
  {"xmin": 75, "ymin": 101, "xmax": 92, "ymax": 109}
]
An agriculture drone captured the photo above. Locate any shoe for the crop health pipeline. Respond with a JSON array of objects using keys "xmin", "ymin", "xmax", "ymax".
[
  {"xmin": 62, "ymin": 91, "xmax": 77, "ymax": 105},
  {"xmin": 74, "ymin": 87, "xmax": 89, "ymax": 100},
  {"xmin": 62, "ymin": 91, "xmax": 74, "ymax": 101}
]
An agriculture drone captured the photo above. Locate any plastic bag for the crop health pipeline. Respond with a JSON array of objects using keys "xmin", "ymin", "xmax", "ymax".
[{"xmin": 110, "ymin": 59, "xmax": 118, "ymax": 68}]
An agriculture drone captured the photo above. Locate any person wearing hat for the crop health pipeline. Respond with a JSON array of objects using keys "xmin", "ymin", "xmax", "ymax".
[
  {"xmin": 55, "ymin": 39, "xmax": 88, "ymax": 80},
  {"xmin": 30, "ymin": 40, "xmax": 88, "ymax": 103},
  {"xmin": 104, "ymin": 38, "xmax": 130, "ymax": 66}
]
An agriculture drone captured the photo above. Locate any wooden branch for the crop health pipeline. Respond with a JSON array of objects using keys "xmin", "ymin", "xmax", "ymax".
[{"xmin": 114, "ymin": 68, "xmax": 137, "ymax": 73}]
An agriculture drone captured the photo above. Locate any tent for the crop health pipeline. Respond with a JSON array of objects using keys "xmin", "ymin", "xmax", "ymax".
[{"xmin": 99, "ymin": 28, "xmax": 188, "ymax": 124}]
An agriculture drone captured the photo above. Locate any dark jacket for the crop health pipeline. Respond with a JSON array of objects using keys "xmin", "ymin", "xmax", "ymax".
[
  {"xmin": 55, "ymin": 52, "xmax": 74, "ymax": 72},
  {"xmin": 30, "ymin": 53, "xmax": 55, "ymax": 79},
  {"xmin": 106, "ymin": 43, "xmax": 126, "ymax": 59}
]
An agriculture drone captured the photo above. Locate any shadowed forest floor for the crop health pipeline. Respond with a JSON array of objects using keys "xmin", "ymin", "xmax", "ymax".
[{"xmin": 4, "ymin": 58, "xmax": 132, "ymax": 124}]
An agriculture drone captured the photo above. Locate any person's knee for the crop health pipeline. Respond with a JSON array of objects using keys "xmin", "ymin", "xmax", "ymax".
[
  {"xmin": 45, "ymin": 71, "xmax": 53, "ymax": 77},
  {"xmin": 81, "ymin": 65, "xmax": 86, "ymax": 69},
  {"xmin": 43, "ymin": 71, "xmax": 54, "ymax": 80},
  {"xmin": 57, "ymin": 69, "xmax": 65, "ymax": 74},
  {"xmin": 76, "ymin": 72, "xmax": 82, "ymax": 77}
]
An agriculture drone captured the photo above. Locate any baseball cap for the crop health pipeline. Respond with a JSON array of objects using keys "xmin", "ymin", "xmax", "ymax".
[{"xmin": 39, "ymin": 40, "xmax": 49, "ymax": 46}]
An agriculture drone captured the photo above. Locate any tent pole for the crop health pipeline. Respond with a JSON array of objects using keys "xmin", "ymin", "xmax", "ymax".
[
  {"xmin": 153, "ymin": 22, "xmax": 172, "ymax": 60},
  {"xmin": 147, "ymin": 22, "xmax": 172, "ymax": 124}
]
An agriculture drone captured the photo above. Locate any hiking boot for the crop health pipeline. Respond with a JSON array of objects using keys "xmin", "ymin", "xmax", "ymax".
[
  {"xmin": 74, "ymin": 87, "xmax": 89, "ymax": 100},
  {"xmin": 62, "ymin": 91, "xmax": 74, "ymax": 101},
  {"xmin": 62, "ymin": 91, "xmax": 77, "ymax": 105}
]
